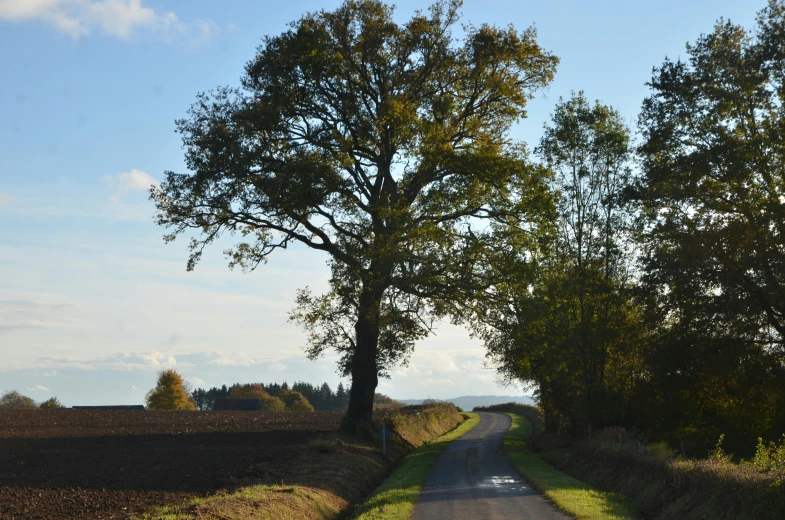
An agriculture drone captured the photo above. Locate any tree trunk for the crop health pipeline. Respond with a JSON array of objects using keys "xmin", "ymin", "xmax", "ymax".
[{"xmin": 343, "ymin": 291, "xmax": 382, "ymax": 432}]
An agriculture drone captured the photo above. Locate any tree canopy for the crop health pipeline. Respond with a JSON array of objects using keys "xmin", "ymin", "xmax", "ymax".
[
  {"xmin": 145, "ymin": 370, "xmax": 196, "ymax": 411},
  {"xmin": 152, "ymin": 0, "xmax": 557, "ymax": 428}
]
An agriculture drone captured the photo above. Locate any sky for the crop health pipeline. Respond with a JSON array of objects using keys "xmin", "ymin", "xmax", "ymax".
[{"xmin": 0, "ymin": 0, "xmax": 761, "ymax": 405}]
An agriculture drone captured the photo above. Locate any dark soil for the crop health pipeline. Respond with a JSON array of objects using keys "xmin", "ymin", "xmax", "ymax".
[{"xmin": 0, "ymin": 410, "xmax": 343, "ymax": 520}]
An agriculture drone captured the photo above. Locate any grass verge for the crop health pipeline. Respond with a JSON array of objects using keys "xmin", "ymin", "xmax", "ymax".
[
  {"xmin": 350, "ymin": 412, "xmax": 481, "ymax": 520},
  {"xmin": 504, "ymin": 413, "xmax": 637, "ymax": 520}
]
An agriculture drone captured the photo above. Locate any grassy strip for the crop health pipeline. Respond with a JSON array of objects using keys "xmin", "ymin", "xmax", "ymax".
[
  {"xmin": 504, "ymin": 413, "xmax": 637, "ymax": 520},
  {"xmin": 351, "ymin": 412, "xmax": 481, "ymax": 520}
]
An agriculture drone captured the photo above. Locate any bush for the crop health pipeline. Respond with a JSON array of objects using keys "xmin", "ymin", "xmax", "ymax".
[
  {"xmin": 748, "ymin": 435, "xmax": 785, "ymax": 473},
  {"xmin": 545, "ymin": 438, "xmax": 785, "ymax": 520},
  {"xmin": 279, "ymin": 390, "xmax": 315, "ymax": 412},
  {"xmin": 228, "ymin": 383, "xmax": 270, "ymax": 400},
  {"xmin": 0, "ymin": 390, "xmax": 38, "ymax": 410},
  {"xmin": 145, "ymin": 370, "xmax": 196, "ymax": 411},
  {"xmin": 39, "ymin": 397, "xmax": 65, "ymax": 409},
  {"xmin": 373, "ymin": 393, "xmax": 403, "ymax": 409},
  {"xmin": 259, "ymin": 396, "xmax": 286, "ymax": 412}
]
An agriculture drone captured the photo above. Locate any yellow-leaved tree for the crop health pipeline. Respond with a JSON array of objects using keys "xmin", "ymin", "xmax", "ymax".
[
  {"xmin": 145, "ymin": 369, "xmax": 195, "ymax": 411},
  {"xmin": 279, "ymin": 390, "xmax": 315, "ymax": 412}
]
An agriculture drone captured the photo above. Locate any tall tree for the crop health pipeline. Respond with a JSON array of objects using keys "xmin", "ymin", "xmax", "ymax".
[
  {"xmin": 474, "ymin": 93, "xmax": 640, "ymax": 435},
  {"xmin": 152, "ymin": 0, "xmax": 557, "ymax": 429},
  {"xmin": 145, "ymin": 370, "xmax": 196, "ymax": 411},
  {"xmin": 636, "ymin": 0, "xmax": 785, "ymax": 448}
]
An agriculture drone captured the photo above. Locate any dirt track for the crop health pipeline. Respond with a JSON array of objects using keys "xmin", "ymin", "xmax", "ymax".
[{"xmin": 0, "ymin": 410, "xmax": 343, "ymax": 520}]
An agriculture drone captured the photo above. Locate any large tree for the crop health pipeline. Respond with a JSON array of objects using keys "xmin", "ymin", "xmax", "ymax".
[
  {"xmin": 474, "ymin": 93, "xmax": 642, "ymax": 435},
  {"xmin": 152, "ymin": 0, "xmax": 557, "ymax": 429},
  {"xmin": 636, "ymin": 0, "xmax": 785, "ymax": 448}
]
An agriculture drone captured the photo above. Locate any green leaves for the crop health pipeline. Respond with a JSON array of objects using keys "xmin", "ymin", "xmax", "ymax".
[{"xmin": 153, "ymin": 0, "xmax": 557, "ymax": 392}]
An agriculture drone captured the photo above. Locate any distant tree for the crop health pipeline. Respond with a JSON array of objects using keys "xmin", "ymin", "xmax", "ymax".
[
  {"xmin": 259, "ymin": 396, "xmax": 286, "ymax": 412},
  {"xmin": 265, "ymin": 383, "xmax": 283, "ymax": 396},
  {"xmin": 39, "ymin": 397, "xmax": 65, "ymax": 409},
  {"xmin": 319, "ymin": 383, "xmax": 333, "ymax": 410},
  {"xmin": 279, "ymin": 390, "xmax": 315, "ymax": 412},
  {"xmin": 0, "ymin": 390, "xmax": 38, "ymax": 410},
  {"xmin": 335, "ymin": 382, "xmax": 348, "ymax": 408},
  {"xmin": 228, "ymin": 383, "xmax": 270, "ymax": 400},
  {"xmin": 145, "ymin": 370, "xmax": 196, "ymax": 411},
  {"xmin": 152, "ymin": 0, "xmax": 558, "ymax": 430}
]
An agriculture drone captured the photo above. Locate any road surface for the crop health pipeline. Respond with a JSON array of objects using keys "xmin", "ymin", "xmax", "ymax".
[{"xmin": 410, "ymin": 412, "xmax": 568, "ymax": 520}]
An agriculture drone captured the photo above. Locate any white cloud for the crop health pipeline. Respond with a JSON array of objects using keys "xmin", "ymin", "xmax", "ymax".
[
  {"xmin": 107, "ymin": 169, "xmax": 159, "ymax": 193},
  {"xmin": 267, "ymin": 361, "xmax": 286, "ymax": 372},
  {"xmin": 30, "ymin": 384, "xmax": 50, "ymax": 392},
  {"xmin": 188, "ymin": 376, "xmax": 204, "ymax": 386},
  {"xmin": 43, "ymin": 370, "xmax": 57, "ymax": 377},
  {"xmin": 0, "ymin": 0, "xmax": 217, "ymax": 42}
]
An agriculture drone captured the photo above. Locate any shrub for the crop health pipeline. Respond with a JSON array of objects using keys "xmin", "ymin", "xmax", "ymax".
[
  {"xmin": 279, "ymin": 390, "xmax": 315, "ymax": 411},
  {"xmin": 259, "ymin": 396, "xmax": 286, "ymax": 412},
  {"xmin": 373, "ymin": 393, "xmax": 403, "ymax": 409},
  {"xmin": 748, "ymin": 435, "xmax": 785, "ymax": 473},
  {"xmin": 0, "ymin": 390, "xmax": 38, "ymax": 410},
  {"xmin": 39, "ymin": 397, "xmax": 65, "ymax": 409},
  {"xmin": 228, "ymin": 383, "xmax": 270, "ymax": 400},
  {"xmin": 145, "ymin": 370, "xmax": 196, "ymax": 411}
]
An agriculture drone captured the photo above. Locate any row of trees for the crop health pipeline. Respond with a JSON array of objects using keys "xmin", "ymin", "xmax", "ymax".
[
  {"xmin": 152, "ymin": 0, "xmax": 785, "ymax": 444},
  {"xmin": 190, "ymin": 380, "xmax": 350, "ymax": 411},
  {"xmin": 0, "ymin": 391, "xmax": 65, "ymax": 410},
  {"xmin": 473, "ymin": 1, "xmax": 785, "ymax": 454}
]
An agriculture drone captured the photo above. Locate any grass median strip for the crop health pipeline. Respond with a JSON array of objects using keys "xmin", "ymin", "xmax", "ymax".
[
  {"xmin": 351, "ymin": 412, "xmax": 481, "ymax": 520},
  {"xmin": 504, "ymin": 413, "xmax": 637, "ymax": 520}
]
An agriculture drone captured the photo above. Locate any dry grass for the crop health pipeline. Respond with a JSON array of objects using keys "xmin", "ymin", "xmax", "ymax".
[{"xmin": 545, "ymin": 441, "xmax": 785, "ymax": 520}]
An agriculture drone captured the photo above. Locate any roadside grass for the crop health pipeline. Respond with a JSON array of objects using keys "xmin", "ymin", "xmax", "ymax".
[
  {"xmin": 351, "ymin": 412, "xmax": 481, "ymax": 520},
  {"xmin": 504, "ymin": 413, "xmax": 638, "ymax": 520}
]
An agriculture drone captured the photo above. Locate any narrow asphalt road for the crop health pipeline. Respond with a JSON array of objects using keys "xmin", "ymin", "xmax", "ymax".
[{"xmin": 410, "ymin": 412, "xmax": 569, "ymax": 520}]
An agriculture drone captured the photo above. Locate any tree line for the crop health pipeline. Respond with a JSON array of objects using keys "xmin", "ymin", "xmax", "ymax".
[
  {"xmin": 472, "ymin": 1, "xmax": 785, "ymax": 455},
  {"xmin": 190, "ymin": 381, "xmax": 350, "ymax": 411},
  {"xmin": 151, "ymin": 0, "xmax": 785, "ymax": 446}
]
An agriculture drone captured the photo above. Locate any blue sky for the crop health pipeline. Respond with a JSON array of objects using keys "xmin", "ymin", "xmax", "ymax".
[{"xmin": 0, "ymin": 0, "xmax": 760, "ymax": 405}]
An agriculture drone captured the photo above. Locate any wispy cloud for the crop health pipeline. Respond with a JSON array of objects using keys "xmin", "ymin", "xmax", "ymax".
[
  {"xmin": 0, "ymin": 291, "xmax": 86, "ymax": 333},
  {"xmin": 0, "ymin": 190, "xmax": 15, "ymax": 205},
  {"xmin": 106, "ymin": 169, "xmax": 159, "ymax": 193},
  {"xmin": 30, "ymin": 384, "xmax": 50, "ymax": 392},
  {"xmin": 0, "ymin": 0, "xmax": 217, "ymax": 42}
]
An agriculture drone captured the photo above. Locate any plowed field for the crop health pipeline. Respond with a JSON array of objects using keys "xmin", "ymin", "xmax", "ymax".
[{"xmin": 0, "ymin": 409, "xmax": 343, "ymax": 520}]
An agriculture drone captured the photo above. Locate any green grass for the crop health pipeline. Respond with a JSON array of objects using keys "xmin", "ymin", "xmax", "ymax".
[
  {"xmin": 351, "ymin": 412, "xmax": 481, "ymax": 520},
  {"xmin": 503, "ymin": 413, "xmax": 638, "ymax": 520}
]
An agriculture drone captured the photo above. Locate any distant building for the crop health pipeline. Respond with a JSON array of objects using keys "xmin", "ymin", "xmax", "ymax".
[
  {"xmin": 212, "ymin": 398, "xmax": 261, "ymax": 411},
  {"xmin": 71, "ymin": 405, "xmax": 146, "ymax": 410}
]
